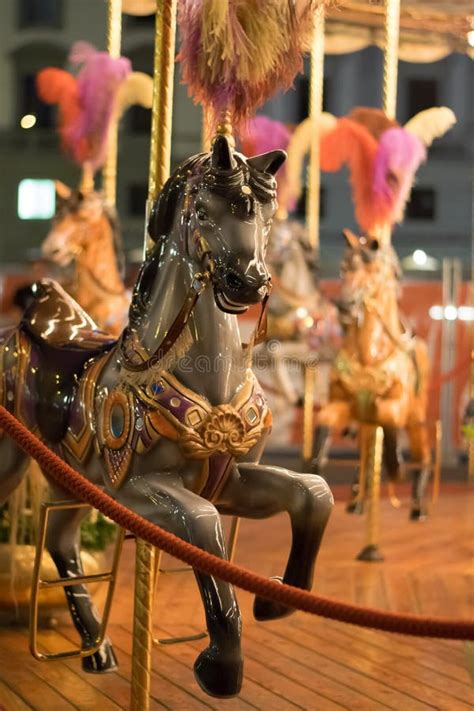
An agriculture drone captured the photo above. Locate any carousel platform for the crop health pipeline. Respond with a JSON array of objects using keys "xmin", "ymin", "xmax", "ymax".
[{"xmin": 0, "ymin": 485, "xmax": 472, "ymax": 710}]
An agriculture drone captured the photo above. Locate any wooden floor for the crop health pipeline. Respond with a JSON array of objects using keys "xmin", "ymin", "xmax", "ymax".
[{"xmin": 0, "ymin": 485, "xmax": 473, "ymax": 710}]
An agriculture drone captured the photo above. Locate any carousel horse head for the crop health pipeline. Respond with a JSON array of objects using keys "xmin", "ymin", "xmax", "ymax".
[
  {"xmin": 42, "ymin": 181, "xmax": 124, "ymax": 275},
  {"xmin": 145, "ymin": 135, "xmax": 285, "ymax": 314},
  {"xmin": 339, "ymin": 228, "xmax": 401, "ymax": 319}
]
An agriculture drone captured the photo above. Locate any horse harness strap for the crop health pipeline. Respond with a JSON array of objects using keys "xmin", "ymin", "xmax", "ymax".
[
  {"xmin": 119, "ymin": 271, "xmax": 211, "ymax": 373},
  {"xmin": 120, "ymin": 270, "xmax": 272, "ymax": 373}
]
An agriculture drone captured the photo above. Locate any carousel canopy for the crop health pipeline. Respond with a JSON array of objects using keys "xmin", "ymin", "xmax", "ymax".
[{"xmin": 325, "ymin": 1, "xmax": 473, "ymax": 61}]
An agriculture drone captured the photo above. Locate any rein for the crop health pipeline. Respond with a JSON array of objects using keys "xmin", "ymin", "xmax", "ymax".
[{"xmin": 119, "ymin": 268, "xmax": 272, "ymax": 374}]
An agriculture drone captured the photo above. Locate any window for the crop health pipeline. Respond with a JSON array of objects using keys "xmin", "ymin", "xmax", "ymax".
[
  {"xmin": 129, "ymin": 105, "xmax": 151, "ymax": 134},
  {"xmin": 18, "ymin": 179, "xmax": 56, "ymax": 220},
  {"xmin": 126, "ymin": 15, "xmax": 155, "ymax": 28},
  {"xmin": 19, "ymin": 0, "xmax": 63, "ymax": 29},
  {"xmin": 295, "ymin": 186, "xmax": 326, "ymax": 220},
  {"xmin": 128, "ymin": 184, "xmax": 148, "ymax": 217},
  {"xmin": 406, "ymin": 188, "xmax": 436, "ymax": 220},
  {"xmin": 407, "ymin": 79, "xmax": 438, "ymax": 118},
  {"xmin": 19, "ymin": 74, "xmax": 54, "ymax": 128},
  {"xmin": 295, "ymin": 76, "xmax": 330, "ymax": 122}
]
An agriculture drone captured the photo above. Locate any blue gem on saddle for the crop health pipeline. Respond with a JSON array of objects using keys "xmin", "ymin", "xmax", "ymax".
[{"xmin": 152, "ymin": 382, "xmax": 165, "ymax": 395}]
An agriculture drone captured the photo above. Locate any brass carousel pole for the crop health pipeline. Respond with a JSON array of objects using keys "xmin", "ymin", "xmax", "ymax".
[
  {"xmin": 357, "ymin": 426, "xmax": 384, "ymax": 561},
  {"xmin": 103, "ymin": 0, "xmax": 123, "ymax": 206},
  {"xmin": 144, "ymin": 0, "xmax": 177, "ymax": 256},
  {"xmin": 357, "ymin": 0, "xmax": 400, "ymax": 561},
  {"xmin": 302, "ymin": 6, "xmax": 325, "ymax": 464},
  {"xmin": 379, "ymin": 0, "xmax": 400, "ymax": 247},
  {"xmin": 131, "ymin": 2, "xmax": 177, "ymax": 709}
]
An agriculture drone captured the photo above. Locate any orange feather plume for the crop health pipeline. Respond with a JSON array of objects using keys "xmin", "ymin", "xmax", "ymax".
[
  {"xmin": 36, "ymin": 68, "xmax": 88, "ymax": 164},
  {"xmin": 321, "ymin": 118, "xmax": 392, "ymax": 233}
]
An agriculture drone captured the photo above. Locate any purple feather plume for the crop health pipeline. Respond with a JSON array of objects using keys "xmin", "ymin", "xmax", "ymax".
[
  {"xmin": 66, "ymin": 42, "xmax": 131, "ymax": 170},
  {"xmin": 373, "ymin": 127, "xmax": 426, "ymax": 224}
]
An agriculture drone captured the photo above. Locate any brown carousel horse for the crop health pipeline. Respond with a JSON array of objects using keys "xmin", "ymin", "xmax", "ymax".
[
  {"xmin": 312, "ymin": 229, "xmax": 431, "ymax": 520},
  {"xmin": 41, "ymin": 182, "xmax": 130, "ymax": 336},
  {"xmin": 0, "ymin": 137, "xmax": 333, "ymax": 698}
]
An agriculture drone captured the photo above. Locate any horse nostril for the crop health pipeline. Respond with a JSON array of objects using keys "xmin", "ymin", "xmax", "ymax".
[{"xmin": 225, "ymin": 271, "xmax": 245, "ymax": 291}]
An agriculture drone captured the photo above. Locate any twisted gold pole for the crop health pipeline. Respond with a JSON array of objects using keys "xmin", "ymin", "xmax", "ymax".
[
  {"xmin": 131, "ymin": 540, "xmax": 156, "ymax": 711},
  {"xmin": 306, "ymin": 6, "xmax": 325, "ymax": 256},
  {"xmin": 145, "ymin": 0, "xmax": 178, "ymax": 255},
  {"xmin": 103, "ymin": 0, "xmax": 123, "ymax": 206},
  {"xmin": 357, "ymin": 425, "xmax": 384, "ymax": 562},
  {"xmin": 383, "ymin": 0, "xmax": 400, "ymax": 120},
  {"xmin": 302, "ymin": 360, "xmax": 317, "ymax": 462}
]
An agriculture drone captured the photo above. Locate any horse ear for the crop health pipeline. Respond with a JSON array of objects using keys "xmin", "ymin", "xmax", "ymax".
[
  {"xmin": 55, "ymin": 180, "xmax": 72, "ymax": 200},
  {"xmin": 247, "ymin": 150, "xmax": 287, "ymax": 176},
  {"xmin": 342, "ymin": 229, "xmax": 360, "ymax": 249},
  {"xmin": 211, "ymin": 135, "xmax": 236, "ymax": 171}
]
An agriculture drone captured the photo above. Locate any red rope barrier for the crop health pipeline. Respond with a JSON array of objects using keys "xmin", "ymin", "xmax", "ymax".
[{"xmin": 0, "ymin": 404, "xmax": 472, "ymax": 640}]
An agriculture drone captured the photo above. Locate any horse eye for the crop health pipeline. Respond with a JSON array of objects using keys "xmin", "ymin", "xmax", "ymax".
[{"xmin": 196, "ymin": 207, "xmax": 208, "ymax": 222}]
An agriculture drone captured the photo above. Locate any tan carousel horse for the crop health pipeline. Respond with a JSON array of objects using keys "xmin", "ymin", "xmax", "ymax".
[
  {"xmin": 312, "ymin": 229, "xmax": 431, "ymax": 519},
  {"xmin": 42, "ymin": 183, "xmax": 130, "ymax": 337}
]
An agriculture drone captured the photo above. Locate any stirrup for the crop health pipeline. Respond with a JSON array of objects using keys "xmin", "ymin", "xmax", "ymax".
[
  {"xmin": 153, "ymin": 516, "xmax": 240, "ymax": 645},
  {"xmin": 29, "ymin": 500, "xmax": 125, "ymax": 662}
]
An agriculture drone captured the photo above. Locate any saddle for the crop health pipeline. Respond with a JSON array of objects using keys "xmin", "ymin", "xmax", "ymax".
[{"xmin": 20, "ymin": 280, "xmax": 117, "ymax": 442}]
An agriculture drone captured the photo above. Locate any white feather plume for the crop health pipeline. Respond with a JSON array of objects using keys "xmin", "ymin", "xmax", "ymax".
[
  {"xmin": 404, "ymin": 107, "xmax": 456, "ymax": 147},
  {"xmin": 116, "ymin": 71, "xmax": 153, "ymax": 120},
  {"xmin": 281, "ymin": 113, "xmax": 338, "ymax": 208}
]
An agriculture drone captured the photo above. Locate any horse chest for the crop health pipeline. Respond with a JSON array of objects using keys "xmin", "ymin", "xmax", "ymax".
[{"xmin": 63, "ymin": 363, "xmax": 271, "ymax": 499}]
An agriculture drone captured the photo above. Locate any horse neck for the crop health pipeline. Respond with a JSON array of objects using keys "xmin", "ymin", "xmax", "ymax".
[
  {"xmin": 353, "ymin": 282, "xmax": 401, "ymax": 365},
  {"xmin": 76, "ymin": 216, "xmax": 124, "ymax": 295},
  {"xmin": 135, "ymin": 224, "xmax": 248, "ymax": 405}
]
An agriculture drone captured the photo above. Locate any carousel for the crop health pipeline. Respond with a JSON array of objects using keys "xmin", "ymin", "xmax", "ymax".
[{"xmin": 0, "ymin": 1, "xmax": 472, "ymax": 709}]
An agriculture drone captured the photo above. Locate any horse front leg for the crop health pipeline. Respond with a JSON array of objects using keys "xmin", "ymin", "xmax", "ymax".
[
  {"xmin": 115, "ymin": 474, "xmax": 242, "ymax": 698},
  {"xmin": 406, "ymin": 423, "xmax": 431, "ymax": 521},
  {"xmin": 218, "ymin": 464, "xmax": 333, "ymax": 622},
  {"xmin": 45, "ymin": 484, "xmax": 118, "ymax": 673}
]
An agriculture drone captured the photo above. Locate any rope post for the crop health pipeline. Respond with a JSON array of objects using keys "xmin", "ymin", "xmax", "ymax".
[
  {"xmin": 357, "ymin": 425, "xmax": 384, "ymax": 562},
  {"xmin": 144, "ymin": 0, "xmax": 178, "ymax": 257},
  {"xmin": 131, "ymin": 540, "xmax": 156, "ymax": 711},
  {"xmin": 103, "ymin": 0, "xmax": 123, "ymax": 207},
  {"xmin": 306, "ymin": 5, "xmax": 325, "ymax": 256},
  {"xmin": 302, "ymin": 358, "xmax": 317, "ymax": 464}
]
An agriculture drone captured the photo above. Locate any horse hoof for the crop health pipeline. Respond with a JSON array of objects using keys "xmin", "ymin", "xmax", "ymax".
[
  {"xmin": 346, "ymin": 500, "xmax": 364, "ymax": 515},
  {"xmin": 253, "ymin": 577, "xmax": 294, "ymax": 621},
  {"xmin": 82, "ymin": 640, "xmax": 118, "ymax": 674},
  {"xmin": 410, "ymin": 507, "xmax": 427, "ymax": 521},
  {"xmin": 193, "ymin": 647, "xmax": 243, "ymax": 698}
]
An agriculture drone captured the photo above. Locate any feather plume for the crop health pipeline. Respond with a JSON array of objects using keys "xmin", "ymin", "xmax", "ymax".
[
  {"xmin": 36, "ymin": 69, "xmax": 85, "ymax": 160},
  {"xmin": 67, "ymin": 42, "xmax": 131, "ymax": 170},
  {"xmin": 37, "ymin": 42, "xmax": 131, "ymax": 170},
  {"xmin": 282, "ymin": 113, "xmax": 337, "ymax": 209},
  {"xmin": 239, "ymin": 115, "xmax": 293, "ymax": 212},
  {"xmin": 178, "ymin": 1, "xmax": 329, "ymax": 133},
  {"xmin": 320, "ymin": 118, "xmax": 385, "ymax": 233},
  {"xmin": 373, "ymin": 127, "xmax": 426, "ymax": 224},
  {"xmin": 404, "ymin": 106, "xmax": 456, "ymax": 147},
  {"xmin": 348, "ymin": 107, "xmax": 398, "ymax": 140},
  {"xmin": 116, "ymin": 72, "xmax": 154, "ymax": 120}
]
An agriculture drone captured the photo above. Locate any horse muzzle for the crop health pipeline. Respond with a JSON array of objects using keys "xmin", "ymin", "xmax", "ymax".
[{"xmin": 212, "ymin": 263, "xmax": 270, "ymax": 314}]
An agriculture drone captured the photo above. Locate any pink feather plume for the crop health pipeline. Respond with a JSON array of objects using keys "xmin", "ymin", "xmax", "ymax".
[
  {"xmin": 239, "ymin": 115, "xmax": 293, "ymax": 207},
  {"xmin": 66, "ymin": 42, "xmax": 131, "ymax": 170},
  {"xmin": 373, "ymin": 127, "xmax": 426, "ymax": 224}
]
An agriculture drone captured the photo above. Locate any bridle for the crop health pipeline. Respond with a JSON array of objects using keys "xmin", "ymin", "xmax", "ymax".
[{"xmin": 119, "ymin": 203, "xmax": 273, "ymax": 375}]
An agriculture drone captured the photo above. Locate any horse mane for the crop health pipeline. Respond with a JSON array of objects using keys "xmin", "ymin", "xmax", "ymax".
[{"xmin": 148, "ymin": 151, "xmax": 278, "ymax": 244}]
